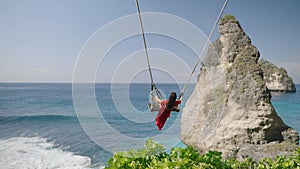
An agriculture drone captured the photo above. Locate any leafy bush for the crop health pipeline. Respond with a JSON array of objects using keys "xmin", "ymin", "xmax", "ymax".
[
  {"xmin": 220, "ymin": 14, "xmax": 237, "ymax": 24},
  {"xmin": 106, "ymin": 139, "xmax": 300, "ymax": 169}
]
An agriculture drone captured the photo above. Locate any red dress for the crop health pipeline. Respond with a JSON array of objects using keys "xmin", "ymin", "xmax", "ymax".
[{"xmin": 155, "ymin": 100, "xmax": 181, "ymax": 130}]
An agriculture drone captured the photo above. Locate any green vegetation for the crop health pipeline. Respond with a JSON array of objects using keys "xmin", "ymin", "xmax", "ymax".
[
  {"xmin": 106, "ymin": 139, "xmax": 300, "ymax": 169},
  {"xmin": 259, "ymin": 59, "xmax": 293, "ymax": 84},
  {"xmin": 220, "ymin": 14, "xmax": 237, "ymax": 24},
  {"xmin": 259, "ymin": 59, "xmax": 278, "ymax": 83}
]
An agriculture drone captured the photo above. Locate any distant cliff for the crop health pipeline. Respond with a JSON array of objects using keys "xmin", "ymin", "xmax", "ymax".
[
  {"xmin": 259, "ymin": 59, "xmax": 296, "ymax": 92},
  {"xmin": 181, "ymin": 15, "xmax": 299, "ymax": 161}
]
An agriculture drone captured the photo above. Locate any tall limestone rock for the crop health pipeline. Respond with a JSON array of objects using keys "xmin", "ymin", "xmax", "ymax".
[{"xmin": 180, "ymin": 15, "xmax": 299, "ymax": 161}]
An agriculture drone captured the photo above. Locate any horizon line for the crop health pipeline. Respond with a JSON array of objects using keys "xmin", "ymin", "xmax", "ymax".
[{"xmin": 0, "ymin": 81, "xmax": 197, "ymax": 85}]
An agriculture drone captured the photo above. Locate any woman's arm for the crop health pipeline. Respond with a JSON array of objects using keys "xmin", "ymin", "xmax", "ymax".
[{"xmin": 172, "ymin": 100, "xmax": 181, "ymax": 112}]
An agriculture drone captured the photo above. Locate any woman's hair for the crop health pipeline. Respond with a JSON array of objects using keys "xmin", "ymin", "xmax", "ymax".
[{"xmin": 166, "ymin": 92, "xmax": 177, "ymax": 110}]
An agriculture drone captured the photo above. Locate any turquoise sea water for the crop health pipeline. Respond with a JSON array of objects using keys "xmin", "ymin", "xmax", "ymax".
[
  {"xmin": 0, "ymin": 83, "xmax": 299, "ymax": 168},
  {"xmin": 270, "ymin": 86, "xmax": 300, "ymax": 133}
]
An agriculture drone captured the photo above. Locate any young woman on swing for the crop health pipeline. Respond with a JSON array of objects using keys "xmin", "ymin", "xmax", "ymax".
[{"xmin": 151, "ymin": 92, "xmax": 181, "ymax": 130}]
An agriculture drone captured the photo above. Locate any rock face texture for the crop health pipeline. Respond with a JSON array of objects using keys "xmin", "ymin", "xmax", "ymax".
[
  {"xmin": 180, "ymin": 15, "xmax": 299, "ymax": 161},
  {"xmin": 259, "ymin": 59, "xmax": 296, "ymax": 92}
]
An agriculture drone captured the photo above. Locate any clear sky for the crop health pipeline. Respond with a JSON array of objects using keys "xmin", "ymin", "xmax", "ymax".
[{"xmin": 0, "ymin": 0, "xmax": 299, "ymax": 83}]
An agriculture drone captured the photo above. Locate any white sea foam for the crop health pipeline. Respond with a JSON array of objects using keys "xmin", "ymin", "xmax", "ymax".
[{"xmin": 0, "ymin": 137, "xmax": 92, "ymax": 169}]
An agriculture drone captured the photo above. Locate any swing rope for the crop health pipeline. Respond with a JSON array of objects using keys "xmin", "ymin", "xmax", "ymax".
[
  {"xmin": 135, "ymin": 0, "xmax": 163, "ymax": 99},
  {"xmin": 179, "ymin": 0, "xmax": 229, "ymax": 99},
  {"xmin": 135, "ymin": 0, "xmax": 229, "ymax": 100}
]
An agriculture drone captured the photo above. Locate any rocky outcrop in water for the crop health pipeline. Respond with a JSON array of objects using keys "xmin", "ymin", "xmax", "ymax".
[
  {"xmin": 259, "ymin": 59, "xmax": 296, "ymax": 92},
  {"xmin": 180, "ymin": 15, "xmax": 299, "ymax": 161}
]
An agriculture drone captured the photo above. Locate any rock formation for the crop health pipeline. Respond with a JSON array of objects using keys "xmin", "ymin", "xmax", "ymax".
[
  {"xmin": 259, "ymin": 59, "xmax": 296, "ymax": 92},
  {"xmin": 180, "ymin": 15, "xmax": 299, "ymax": 161}
]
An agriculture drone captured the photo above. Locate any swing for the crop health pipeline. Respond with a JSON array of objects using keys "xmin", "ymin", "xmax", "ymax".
[{"xmin": 135, "ymin": 0, "xmax": 229, "ymax": 112}]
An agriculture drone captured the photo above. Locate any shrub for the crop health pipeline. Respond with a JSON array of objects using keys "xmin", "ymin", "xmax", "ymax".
[
  {"xmin": 106, "ymin": 139, "xmax": 300, "ymax": 169},
  {"xmin": 220, "ymin": 14, "xmax": 237, "ymax": 24}
]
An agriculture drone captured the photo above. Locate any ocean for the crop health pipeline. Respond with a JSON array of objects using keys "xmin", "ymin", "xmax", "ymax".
[{"xmin": 0, "ymin": 83, "xmax": 299, "ymax": 168}]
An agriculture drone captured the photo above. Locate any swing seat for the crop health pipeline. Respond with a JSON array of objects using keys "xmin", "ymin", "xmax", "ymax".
[
  {"xmin": 148, "ymin": 91, "xmax": 161, "ymax": 112},
  {"xmin": 148, "ymin": 102, "xmax": 160, "ymax": 112}
]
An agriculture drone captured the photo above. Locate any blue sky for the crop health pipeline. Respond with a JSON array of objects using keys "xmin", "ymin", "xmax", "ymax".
[{"xmin": 0, "ymin": 0, "xmax": 299, "ymax": 83}]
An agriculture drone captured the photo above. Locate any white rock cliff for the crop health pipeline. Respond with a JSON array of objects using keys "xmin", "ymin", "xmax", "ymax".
[{"xmin": 180, "ymin": 15, "xmax": 299, "ymax": 161}]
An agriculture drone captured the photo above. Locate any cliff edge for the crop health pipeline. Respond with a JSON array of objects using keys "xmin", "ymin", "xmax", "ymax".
[{"xmin": 180, "ymin": 15, "xmax": 299, "ymax": 161}]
